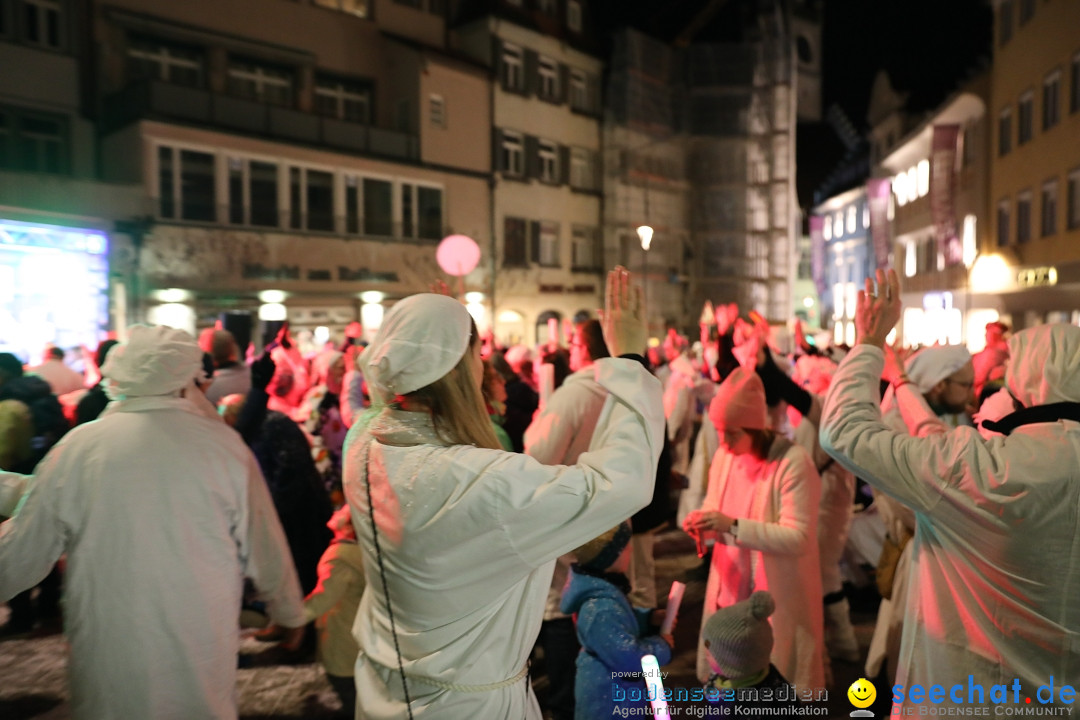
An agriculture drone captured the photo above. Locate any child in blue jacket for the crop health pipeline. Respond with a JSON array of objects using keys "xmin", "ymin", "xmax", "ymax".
[{"xmin": 561, "ymin": 521, "xmax": 673, "ymax": 720}]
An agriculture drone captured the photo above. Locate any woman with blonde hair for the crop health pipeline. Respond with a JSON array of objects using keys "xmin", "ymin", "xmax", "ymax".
[{"xmin": 343, "ymin": 268, "xmax": 664, "ymax": 719}]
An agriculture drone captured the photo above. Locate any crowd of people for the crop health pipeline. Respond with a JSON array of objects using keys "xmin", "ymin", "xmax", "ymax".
[{"xmin": 1, "ymin": 265, "xmax": 1079, "ymax": 719}]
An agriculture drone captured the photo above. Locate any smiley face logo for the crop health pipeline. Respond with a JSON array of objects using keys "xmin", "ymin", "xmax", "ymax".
[{"xmin": 848, "ymin": 678, "xmax": 877, "ymax": 709}]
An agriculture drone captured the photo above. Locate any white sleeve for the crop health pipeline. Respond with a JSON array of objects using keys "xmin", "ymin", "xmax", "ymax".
[
  {"xmin": 0, "ymin": 455, "xmax": 67, "ymax": 602},
  {"xmin": 488, "ymin": 358, "xmax": 665, "ymax": 567},
  {"xmin": 524, "ymin": 385, "xmax": 583, "ymax": 465},
  {"xmin": 819, "ymin": 344, "xmax": 987, "ymax": 514},
  {"xmin": 240, "ymin": 454, "xmax": 307, "ymax": 627},
  {"xmin": 0, "ymin": 471, "xmax": 28, "ymax": 518}
]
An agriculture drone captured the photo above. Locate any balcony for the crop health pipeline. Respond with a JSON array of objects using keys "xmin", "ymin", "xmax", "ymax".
[{"xmin": 102, "ymin": 79, "xmax": 419, "ymax": 162}]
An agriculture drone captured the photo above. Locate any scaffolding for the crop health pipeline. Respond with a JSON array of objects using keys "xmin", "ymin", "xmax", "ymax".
[{"xmin": 604, "ymin": 0, "xmax": 798, "ymax": 329}]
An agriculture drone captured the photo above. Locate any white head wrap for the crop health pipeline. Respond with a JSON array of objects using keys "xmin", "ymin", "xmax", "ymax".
[
  {"xmin": 362, "ymin": 294, "xmax": 471, "ymax": 402},
  {"xmin": 102, "ymin": 325, "xmax": 204, "ymax": 398},
  {"xmin": 904, "ymin": 345, "xmax": 972, "ymax": 394},
  {"xmin": 1005, "ymin": 324, "xmax": 1080, "ymax": 407}
]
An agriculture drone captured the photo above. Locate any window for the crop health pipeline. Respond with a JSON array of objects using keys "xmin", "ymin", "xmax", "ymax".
[
  {"xmin": 287, "ymin": 167, "xmax": 334, "ymax": 232},
  {"xmin": 1041, "ymin": 180, "xmax": 1058, "ymax": 237},
  {"xmin": 313, "ymin": 0, "xmax": 369, "ymax": 18},
  {"xmin": 1018, "ymin": 0, "xmax": 1034, "ymax": 25},
  {"xmin": 1018, "ymin": 92, "xmax": 1033, "ymax": 144},
  {"xmin": 1068, "ymin": 169, "xmax": 1080, "ymax": 230},
  {"xmin": 537, "ymin": 56, "xmax": 559, "ymax": 101},
  {"xmin": 999, "ymin": 0, "xmax": 1013, "ymax": 46},
  {"xmin": 823, "ymin": 216, "xmax": 832, "ymax": 241},
  {"xmin": 569, "ymin": 69, "xmax": 590, "ymax": 112},
  {"xmin": 396, "ymin": 182, "xmax": 442, "ymax": 240},
  {"xmin": 1016, "ymin": 191, "xmax": 1032, "ymax": 244},
  {"xmin": 997, "ymin": 199, "xmax": 1010, "ymax": 247},
  {"xmin": 157, "ymin": 146, "xmax": 215, "ymax": 222},
  {"xmin": 417, "ymin": 185, "xmax": 442, "ymax": 240},
  {"xmin": 537, "ymin": 220, "xmax": 559, "ymax": 267},
  {"xmin": 429, "ymin": 94, "xmax": 446, "ymax": 128},
  {"xmin": 228, "ymin": 59, "xmax": 293, "ymax": 107},
  {"xmin": 22, "ymin": 0, "xmax": 61, "ymax": 50},
  {"xmin": 501, "ymin": 43, "xmax": 524, "ymax": 92},
  {"xmin": 998, "ymin": 108, "xmax": 1012, "ymax": 156},
  {"xmin": 504, "ymin": 217, "xmax": 528, "ymax": 267},
  {"xmin": 228, "ymin": 158, "xmax": 279, "ymax": 227},
  {"xmin": 0, "ymin": 108, "xmax": 67, "ymax": 173},
  {"xmin": 315, "ymin": 77, "xmax": 371, "ymax": 123},
  {"xmin": 1043, "ymin": 71, "xmax": 1060, "ymax": 130},
  {"xmin": 846, "ymin": 206, "xmax": 856, "ymax": 233},
  {"xmin": 501, "ymin": 130, "xmax": 524, "ymax": 177},
  {"xmin": 567, "ymin": 0, "xmax": 582, "ymax": 32},
  {"xmin": 128, "ymin": 37, "xmax": 203, "ymax": 87},
  {"xmin": 538, "ymin": 139, "xmax": 558, "ymax": 183},
  {"xmin": 569, "ymin": 147, "xmax": 596, "ymax": 190},
  {"xmin": 363, "ymin": 178, "xmax": 393, "ymax": 236},
  {"xmin": 1072, "ymin": 53, "xmax": 1080, "ymax": 115},
  {"xmin": 571, "ymin": 225, "xmax": 599, "ymax": 270}
]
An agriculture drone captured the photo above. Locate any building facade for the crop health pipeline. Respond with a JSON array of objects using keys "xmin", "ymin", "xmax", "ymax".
[
  {"xmin": 89, "ymin": 0, "xmax": 491, "ymax": 347},
  {"xmin": 814, "ymin": 187, "xmax": 870, "ymax": 347},
  {"xmin": 987, "ymin": 0, "xmax": 1080, "ymax": 331},
  {"xmin": 0, "ymin": 0, "xmax": 145, "ymax": 363},
  {"xmin": 877, "ymin": 75, "xmax": 992, "ymax": 350},
  {"xmin": 454, "ymin": 0, "xmax": 604, "ymax": 346}
]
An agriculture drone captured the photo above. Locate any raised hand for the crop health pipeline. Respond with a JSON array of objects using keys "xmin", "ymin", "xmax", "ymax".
[
  {"xmin": 855, "ymin": 269, "xmax": 902, "ymax": 348},
  {"xmin": 600, "ymin": 266, "xmax": 647, "ymax": 358}
]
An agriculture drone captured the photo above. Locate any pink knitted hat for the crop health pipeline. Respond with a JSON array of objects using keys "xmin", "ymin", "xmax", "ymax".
[{"xmin": 708, "ymin": 367, "xmax": 768, "ymax": 431}]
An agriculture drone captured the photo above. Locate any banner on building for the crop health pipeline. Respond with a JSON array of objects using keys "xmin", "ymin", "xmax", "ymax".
[
  {"xmin": 810, "ymin": 215, "xmax": 826, "ymax": 297},
  {"xmin": 931, "ymin": 124, "xmax": 962, "ymax": 266},
  {"xmin": 866, "ymin": 178, "xmax": 892, "ymax": 269}
]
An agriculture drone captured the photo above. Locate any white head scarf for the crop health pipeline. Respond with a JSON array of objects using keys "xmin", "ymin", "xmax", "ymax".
[
  {"xmin": 102, "ymin": 325, "xmax": 204, "ymax": 398},
  {"xmin": 362, "ymin": 294, "xmax": 471, "ymax": 403},
  {"xmin": 905, "ymin": 345, "xmax": 972, "ymax": 394},
  {"xmin": 1005, "ymin": 324, "xmax": 1080, "ymax": 407}
]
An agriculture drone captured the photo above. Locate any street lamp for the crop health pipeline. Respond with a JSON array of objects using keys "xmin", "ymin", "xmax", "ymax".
[{"xmin": 637, "ymin": 225, "xmax": 653, "ymax": 331}]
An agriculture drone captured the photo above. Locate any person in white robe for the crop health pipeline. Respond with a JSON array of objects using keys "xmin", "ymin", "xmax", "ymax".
[
  {"xmin": 821, "ymin": 269, "xmax": 1080, "ymax": 711},
  {"xmin": 344, "ymin": 267, "xmax": 664, "ymax": 719},
  {"xmin": 0, "ymin": 324, "xmax": 306, "ymax": 720}
]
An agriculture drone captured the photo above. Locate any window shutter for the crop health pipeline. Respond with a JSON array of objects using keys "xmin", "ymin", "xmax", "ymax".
[
  {"xmin": 559, "ymin": 144, "xmax": 570, "ymax": 185},
  {"xmin": 493, "ymin": 38, "xmax": 508, "ymax": 91},
  {"xmin": 530, "ymin": 220, "xmax": 541, "ymax": 264},
  {"xmin": 558, "ymin": 63, "xmax": 569, "ymax": 105},
  {"xmin": 492, "ymin": 128, "xmax": 502, "ymax": 172},
  {"xmin": 525, "ymin": 135, "xmax": 540, "ymax": 179},
  {"xmin": 524, "ymin": 50, "xmax": 539, "ymax": 97}
]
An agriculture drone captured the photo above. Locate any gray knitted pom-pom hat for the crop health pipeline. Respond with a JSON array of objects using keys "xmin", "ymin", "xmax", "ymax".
[{"xmin": 702, "ymin": 590, "xmax": 775, "ymax": 679}]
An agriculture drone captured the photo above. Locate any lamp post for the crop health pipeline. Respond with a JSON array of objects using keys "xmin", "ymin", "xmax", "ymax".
[{"xmin": 637, "ymin": 224, "xmax": 653, "ymax": 333}]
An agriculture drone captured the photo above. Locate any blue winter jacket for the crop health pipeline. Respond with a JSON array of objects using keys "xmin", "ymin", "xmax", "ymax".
[{"xmin": 560, "ymin": 568, "xmax": 672, "ymax": 720}]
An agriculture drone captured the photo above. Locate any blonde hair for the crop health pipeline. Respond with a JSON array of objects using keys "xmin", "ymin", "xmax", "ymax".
[{"xmin": 403, "ymin": 322, "xmax": 501, "ymax": 450}]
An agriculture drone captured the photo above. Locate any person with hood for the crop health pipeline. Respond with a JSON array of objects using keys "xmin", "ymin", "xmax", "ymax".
[
  {"xmin": 683, "ymin": 367, "xmax": 825, "ymax": 690},
  {"xmin": 343, "ymin": 267, "xmax": 663, "ymax": 719},
  {"xmin": 0, "ymin": 325, "xmax": 306, "ymax": 720},
  {"xmin": 820, "ymin": 269, "xmax": 1080, "ymax": 710}
]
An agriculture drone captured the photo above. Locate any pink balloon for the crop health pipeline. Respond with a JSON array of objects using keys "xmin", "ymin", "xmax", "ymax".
[{"xmin": 436, "ymin": 234, "xmax": 481, "ymax": 277}]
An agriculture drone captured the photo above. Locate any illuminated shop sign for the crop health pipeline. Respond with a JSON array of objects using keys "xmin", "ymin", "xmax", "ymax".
[{"xmin": 1016, "ymin": 266, "xmax": 1057, "ymax": 288}]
